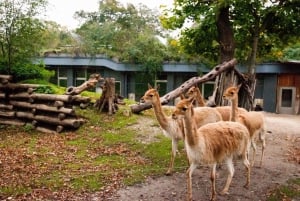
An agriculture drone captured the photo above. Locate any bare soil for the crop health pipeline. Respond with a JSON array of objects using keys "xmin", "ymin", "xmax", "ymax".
[{"xmin": 108, "ymin": 112, "xmax": 300, "ymax": 201}]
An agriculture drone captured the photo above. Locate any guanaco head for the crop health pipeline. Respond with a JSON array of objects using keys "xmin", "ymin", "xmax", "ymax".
[
  {"xmin": 172, "ymin": 96, "xmax": 194, "ymax": 120},
  {"xmin": 140, "ymin": 83, "xmax": 160, "ymax": 104},
  {"xmin": 223, "ymin": 84, "xmax": 241, "ymax": 101},
  {"xmin": 186, "ymin": 85, "xmax": 199, "ymax": 99}
]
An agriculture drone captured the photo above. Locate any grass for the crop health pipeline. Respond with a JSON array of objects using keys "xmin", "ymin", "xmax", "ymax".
[
  {"xmin": 0, "ymin": 84, "xmax": 297, "ymax": 200},
  {"xmin": 267, "ymin": 178, "xmax": 300, "ymax": 201},
  {"xmin": 0, "ymin": 101, "xmax": 187, "ymax": 199}
]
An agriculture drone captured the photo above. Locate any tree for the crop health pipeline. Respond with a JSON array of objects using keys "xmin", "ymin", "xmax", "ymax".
[
  {"xmin": 0, "ymin": 0, "xmax": 51, "ymax": 81},
  {"xmin": 74, "ymin": 0, "xmax": 168, "ymax": 81},
  {"xmin": 161, "ymin": 0, "xmax": 300, "ymax": 109},
  {"xmin": 40, "ymin": 21, "xmax": 80, "ymax": 56}
]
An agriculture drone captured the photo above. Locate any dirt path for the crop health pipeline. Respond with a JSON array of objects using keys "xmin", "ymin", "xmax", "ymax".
[{"xmin": 109, "ymin": 112, "xmax": 300, "ymax": 201}]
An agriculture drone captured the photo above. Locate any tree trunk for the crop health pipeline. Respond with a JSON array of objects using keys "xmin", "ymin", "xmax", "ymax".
[
  {"xmin": 213, "ymin": 6, "xmax": 238, "ymax": 107},
  {"xmin": 94, "ymin": 77, "xmax": 118, "ymax": 115},
  {"xmin": 130, "ymin": 59, "xmax": 237, "ymax": 113}
]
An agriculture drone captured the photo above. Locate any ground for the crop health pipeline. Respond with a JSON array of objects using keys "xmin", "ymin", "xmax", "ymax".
[{"xmin": 108, "ymin": 111, "xmax": 300, "ymax": 201}]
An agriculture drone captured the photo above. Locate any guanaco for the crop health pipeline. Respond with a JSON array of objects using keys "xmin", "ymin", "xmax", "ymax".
[
  {"xmin": 223, "ymin": 84, "xmax": 266, "ymax": 167},
  {"xmin": 140, "ymin": 84, "xmax": 222, "ymax": 175},
  {"xmin": 172, "ymin": 96, "xmax": 251, "ymax": 201}
]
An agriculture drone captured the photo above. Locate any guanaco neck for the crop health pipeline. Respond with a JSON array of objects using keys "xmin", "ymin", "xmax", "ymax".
[
  {"xmin": 196, "ymin": 90, "xmax": 206, "ymax": 107},
  {"xmin": 183, "ymin": 107, "xmax": 197, "ymax": 146},
  {"xmin": 151, "ymin": 93, "xmax": 170, "ymax": 130},
  {"xmin": 230, "ymin": 96, "xmax": 239, "ymax": 122}
]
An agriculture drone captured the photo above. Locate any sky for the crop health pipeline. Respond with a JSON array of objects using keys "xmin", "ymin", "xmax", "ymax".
[{"xmin": 43, "ymin": 0, "xmax": 174, "ymax": 30}]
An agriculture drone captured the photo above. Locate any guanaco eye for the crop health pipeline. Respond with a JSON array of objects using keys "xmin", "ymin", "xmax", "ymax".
[
  {"xmin": 230, "ymin": 92, "xmax": 234, "ymax": 95},
  {"xmin": 149, "ymin": 94, "xmax": 153, "ymax": 97},
  {"xmin": 182, "ymin": 108, "xmax": 187, "ymax": 111}
]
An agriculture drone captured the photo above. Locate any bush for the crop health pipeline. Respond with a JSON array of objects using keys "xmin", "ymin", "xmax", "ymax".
[{"xmin": 9, "ymin": 63, "xmax": 54, "ymax": 82}]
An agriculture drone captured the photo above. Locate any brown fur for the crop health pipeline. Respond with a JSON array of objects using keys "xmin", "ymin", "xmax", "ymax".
[
  {"xmin": 186, "ymin": 85, "xmax": 206, "ymax": 107},
  {"xmin": 140, "ymin": 84, "xmax": 222, "ymax": 175},
  {"xmin": 223, "ymin": 85, "xmax": 266, "ymax": 167},
  {"xmin": 186, "ymin": 86, "xmax": 247, "ymax": 121},
  {"xmin": 172, "ymin": 97, "xmax": 251, "ymax": 201},
  {"xmin": 215, "ymin": 106, "xmax": 248, "ymax": 121}
]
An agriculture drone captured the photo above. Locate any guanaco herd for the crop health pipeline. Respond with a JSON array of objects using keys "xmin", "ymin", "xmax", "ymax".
[{"xmin": 140, "ymin": 83, "xmax": 266, "ymax": 201}]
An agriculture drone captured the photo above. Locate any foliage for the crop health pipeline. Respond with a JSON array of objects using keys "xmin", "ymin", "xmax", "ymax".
[
  {"xmin": 282, "ymin": 43, "xmax": 300, "ymax": 61},
  {"xmin": 21, "ymin": 79, "xmax": 66, "ymax": 94},
  {"xmin": 39, "ymin": 21, "xmax": 80, "ymax": 56},
  {"xmin": 160, "ymin": 0, "xmax": 300, "ymax": 68},
  {"xmin": 0, "ymin": 0, "xmax": 55, "ymax": 82},
  {"xmin": 74, "ymin": 0, "xmax": 170, "ymax": 77},
  {"xmin": 5, "ymin": 62, "xmax": 55, "ymax": 82},
  {"xmin": 0, "ymin": 0, "xmax": 49, "ymax": 78}
]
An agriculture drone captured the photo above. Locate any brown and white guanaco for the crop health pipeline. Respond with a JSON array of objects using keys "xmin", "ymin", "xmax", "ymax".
[
  {"xmin": 172, "ymin": 96, "xmax": 251, "ymax": 201},
  {"xmin": 223, "ymin": 84, "xmax": 266, "ymax": 167},
  {"xmin": 140, "ymin": 84, "xmax": 222, "ymax": 175}
]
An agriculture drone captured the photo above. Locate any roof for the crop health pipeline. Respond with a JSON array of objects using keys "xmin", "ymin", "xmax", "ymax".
[{"xmin": 36, "ymin": 56, "xmax": 300, "ymax": 74}]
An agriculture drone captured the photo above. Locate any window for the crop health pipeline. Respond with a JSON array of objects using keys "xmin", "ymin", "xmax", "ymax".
[
  {"xmin": 281, "ymin": 89, "xmax": 292, "ymax": 107},
  {"xmin": 58, "ymin": 68, "xmax": 68, "ymax": 87}
]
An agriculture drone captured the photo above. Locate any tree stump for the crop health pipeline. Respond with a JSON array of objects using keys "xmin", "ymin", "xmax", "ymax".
[{"xmin": 94, "ymin": 77, "xmax": 118, "ymax": 115}]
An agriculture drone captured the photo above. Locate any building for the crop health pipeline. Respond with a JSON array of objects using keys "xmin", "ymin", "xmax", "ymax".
[{"xmin": 37, "ymin": 55, "xmax": 300, "ymax": 115}]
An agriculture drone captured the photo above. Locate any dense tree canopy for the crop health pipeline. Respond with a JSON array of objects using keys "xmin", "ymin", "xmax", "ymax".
[
  {"xmin": 0, "ymin": 0, "xmax": 53, "ymax": 81},
  {"xmin": 74, "ymin": 0, "xmax": 173, "ymax": 80},
  {"xmin": 160, "ymin": 0, "xmax": 300, "ymax": 70}
]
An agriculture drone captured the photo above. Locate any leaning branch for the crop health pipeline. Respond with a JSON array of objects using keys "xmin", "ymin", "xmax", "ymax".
[{"xmin": 130, "ymin": 58, "xmax": 237, "ymax": 113}]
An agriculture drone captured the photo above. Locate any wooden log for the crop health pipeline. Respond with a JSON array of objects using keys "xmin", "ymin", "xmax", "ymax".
[
  {"xmin": 9, "ymin": 93, "xmax": 72, "ymax": 103},
  {"xmin": 130, "ymin": 59, "xmax": 237, "ymax": 113},
  {"xmin": 58, "ymin": 113, "xmax": 66, "ymax": 120},
  {"xmin": 30, "ymin": 94, "xmax": 72, "ymax": 102},
  {"xmin": 32, "ymin": 120, "xmax": 38, "ymax": 127},
  {"xmin": 15, "ymin": 111, "xmax": 82, "ymax": 128},
  {"xmin": 9, "ymin": 92, "xmax": 29, "ymax": 99},
  {"xmin": 65, "ymin": 73, "xmax": 103, "ymax": 95},
  {"xmin": 0, "ymin": 75, "xmax": 13, "ymax": 85},
  {"xmin": 9, "ymin": 101, "xmax": 75, "ymax": 115},
  {"xmin": 0, "ymin": 104, "xmax": 13, "ymax": 110},
  {"xmin": 0, "ymin": 83, "xmax": 41, "ymax": 89},
  {"xmin": 0, "ymin": 118, "xmax": 25, "ymax": 126},
  {"xmin": 0, "ymin": 111, "xmax": 15, "ymax": 117},
  {"xmin": 71, "ymin": 95, "xmax": 91, "ymax": 103},
  {"xmin": 54, "ymin": 101, "xmax": 64, "ymax": 108},
  {"xmin": 56, "ymin": 125, "xmax": 64, "ymax": 133},
  {"xmin": 35, "ymin": 126, "xmax": 58, "ymax": 134}
]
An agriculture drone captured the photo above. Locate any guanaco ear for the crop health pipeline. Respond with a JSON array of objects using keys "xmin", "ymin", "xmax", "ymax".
[
  {"xmin": 180, "ymin": 94, "xmax": 185, "ymax": 100},
  {"xmin": 156, "ymin": 84, "xmax": 160, "ymax": 91},
  {"xmin": 147, "ymin": 83, "xmax": 153, "ymax": 89},
  {"xmin": 237, "ymin": 83, "xmax": 242, "ymax": 92}
]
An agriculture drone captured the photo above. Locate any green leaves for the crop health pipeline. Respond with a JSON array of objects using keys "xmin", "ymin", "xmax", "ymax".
[{"xmin": 0, "ymin": 0, "xmax": 51, "ymax": 80}]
